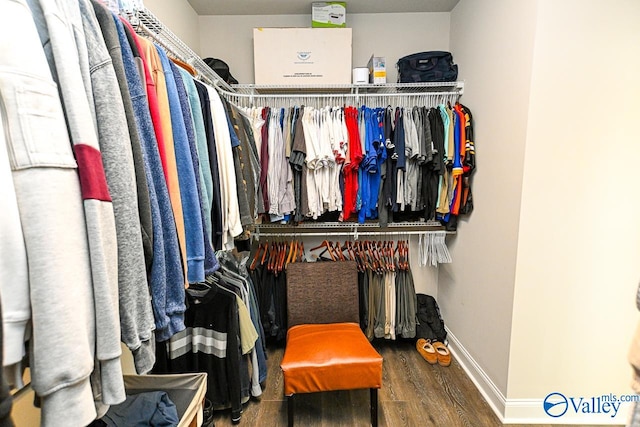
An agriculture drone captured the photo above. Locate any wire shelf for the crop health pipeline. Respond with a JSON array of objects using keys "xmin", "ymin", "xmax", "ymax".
[
  {"xmin": 128, "ymin": 8, "xmax": 235, "ymax": 92},
  {"xmin": 232, "ymin": 82, "xmax": 463, "ymax": 95},
  {"xmin": 252, "ymin": 221, "xmax": 453, "ymax": 239},
  {"xmin": 221, "ymin": 82, "xmax": 463, "ymax": 108}
]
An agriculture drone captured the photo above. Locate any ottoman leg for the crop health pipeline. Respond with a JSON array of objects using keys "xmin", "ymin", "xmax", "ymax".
[
  {"xmin": 370, "ymin": 388, "xmax": 378, "ymax": 427},
  {"xmin": 288, "ymin": 395, "xmax": 295, "ymax": 427}
]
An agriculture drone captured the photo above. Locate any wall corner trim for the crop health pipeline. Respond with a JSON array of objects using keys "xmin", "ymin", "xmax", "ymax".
[
  {"xmin": 447, "ymin": 327, "xmax": 628, "ymax": 425},
  {"xmin": 446, "ymin": 327, "xmax": 507, "ymax": 421}
]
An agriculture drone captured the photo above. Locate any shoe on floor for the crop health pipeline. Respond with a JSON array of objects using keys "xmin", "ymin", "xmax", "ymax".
[
  {"xmin": 416, "ymin": 338, "xmax": 438, "ymax": 365},
  {"xmin": 432, "ymin": 341, "xmax": 451, "ymax": 367}
]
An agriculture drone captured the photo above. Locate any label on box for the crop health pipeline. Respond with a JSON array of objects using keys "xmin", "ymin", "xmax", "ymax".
[{"xmin": 312, "ymin": 2, "xmax": 346, "ymax": 28}]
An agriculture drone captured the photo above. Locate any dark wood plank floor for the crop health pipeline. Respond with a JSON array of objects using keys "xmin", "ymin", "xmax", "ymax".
[{"xmin": 212, "ymin": 340, "xmax": 618, "ymax": 427}]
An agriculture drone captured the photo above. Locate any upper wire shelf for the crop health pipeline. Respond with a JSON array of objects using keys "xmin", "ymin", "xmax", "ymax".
[
  {"xmin": 221, "ymin": 82, "xmax": 464, "ymax": 108},
  {"xmin": 127, "ymin": 8, "xmax": 234, "ymax": 92},
  {"xmin": 231, "ymin": 81, "xmax": 464, "ymax": 95}
]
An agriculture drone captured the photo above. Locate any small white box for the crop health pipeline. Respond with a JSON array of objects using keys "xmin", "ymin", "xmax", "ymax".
[
  {"xmin": 368, "ymin": 55, "xmax": 386, "ymax": 84},
  {"xmin": 352, "ymin": 67, "xmax": 369, "ymax": 85},
  {"xmin": 253, "ymin": 28, "xmax": 352, "ymax": 85}
]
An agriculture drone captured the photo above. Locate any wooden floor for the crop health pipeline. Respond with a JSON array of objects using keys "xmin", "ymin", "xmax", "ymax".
[{"xmin": 212, "ymin": 340, "xmax": 618, "ymax": 427}]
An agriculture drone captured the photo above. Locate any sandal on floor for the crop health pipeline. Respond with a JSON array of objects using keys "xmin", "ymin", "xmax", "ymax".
[
  {"xmin": 432, "ymin": 341, "xmax": 451, "ymax": 367},
  {"xmin": 416, "ymin": 338, "xmax": 438, "ymax": 365}
]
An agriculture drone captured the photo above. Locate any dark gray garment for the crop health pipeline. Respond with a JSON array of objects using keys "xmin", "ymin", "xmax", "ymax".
[
  {"xmin": 85, "ymin": 0, "xmax": 157, "ymax": 379},
  {"xmin": 235, "ymin": 106, "xmax": 261, "ymax": 220},
  {"xmin": 102, "ymin": 391, "xmax": 179, "ymax": 427},
  {"xmin": 91, "ymin": 0, "xmax": 153, "ymax": 272},
  {"xmin": 223, "ymin": 99, "xmax": 254, "ymax": 227},
  {"xmin": 289, "ymin": 106, "xmax": 309, "ymax": 221}
]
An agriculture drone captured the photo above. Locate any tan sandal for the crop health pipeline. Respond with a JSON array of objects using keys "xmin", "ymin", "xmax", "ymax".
[
  {"xmin": 432, "ymin": 341, "xmax": 451, "ymax": 367},
  {"xmin": 416, "ymin": 338, "xmax": 438, "ymax": 365}
]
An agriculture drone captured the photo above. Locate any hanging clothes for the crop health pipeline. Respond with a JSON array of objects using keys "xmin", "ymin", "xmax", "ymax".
[
  {"xmin": 242, "ymin": 98, "xmax": 473, "ymax": 229},
  {"xmin": 117, "ymin": 16, "xmax": 186, "ymax": 345},
  {"xmin": 165, "ymin": 282, "xmax": 243, "ymax": 424},
  {"xmin": 29, "ymin": 0, "xmax": 127, "ymax": 418}
]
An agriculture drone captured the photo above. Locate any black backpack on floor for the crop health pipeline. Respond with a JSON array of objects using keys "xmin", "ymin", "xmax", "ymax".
[{"xmin": 415, "ymin": 294, "xmax": 447, "ymax": 343}]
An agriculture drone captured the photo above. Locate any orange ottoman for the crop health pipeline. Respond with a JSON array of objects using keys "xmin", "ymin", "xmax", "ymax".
[{"xmin": 280, "ymin": 322, "xmax": 383, "ymax": 426}]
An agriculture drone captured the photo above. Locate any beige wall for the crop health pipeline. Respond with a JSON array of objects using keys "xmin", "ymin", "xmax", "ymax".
[
  {"xmin": 446, "ymin": 0, "xmax": 538, "ymax": 396},
  {"xmin": 143, "ymin": 0, "xmax": 201, "ymax": 54},
  {"xmin": 450, "ymin": 0, "xmax": 640, "ymax": 422},
  {"xmin": 506, "ymin": 0, "xmax": 640, "ymax": 420},
  {"xmin": 198, "ymin": 13, "xmax": 450, "ymax": 84}
]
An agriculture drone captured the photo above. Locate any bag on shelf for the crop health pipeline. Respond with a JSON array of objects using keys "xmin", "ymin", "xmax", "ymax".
[
  {"xmin": 396, "ymin": 51, "xmax": 458, "ymax": 83},
  {"xmin": 415, "ymin": 294, "xmax": 447, "ymax": 343}
]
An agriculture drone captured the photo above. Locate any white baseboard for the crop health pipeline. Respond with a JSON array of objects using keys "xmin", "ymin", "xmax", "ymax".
[
  {"xmin": 445, "ymin": 328, "xmax": 628, "ymax": 425},
  {"xmin": 445, "ymin": 327, "xmax": 507, "ymax": 420}
]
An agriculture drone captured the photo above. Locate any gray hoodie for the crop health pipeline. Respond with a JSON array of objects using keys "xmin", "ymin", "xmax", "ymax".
[
  {"xmin": 90, "ymin": 0, "xmax": 157, "ymax": 375},
  {"xmin": 2, "ymin": 1, "xmax": 99, "ymax": 426},
  {"xmin": 27, "ymin": 0, "xmax": 125, "ymax": 422}
]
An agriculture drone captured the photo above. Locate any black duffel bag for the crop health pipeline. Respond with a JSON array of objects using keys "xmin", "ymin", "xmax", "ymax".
[{"xmin": 397, "ymin": 51, "xmax": 458, "ymax": 83}]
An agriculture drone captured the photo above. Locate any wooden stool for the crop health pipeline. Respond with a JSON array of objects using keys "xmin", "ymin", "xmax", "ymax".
[{"xmin": 280, "ymin": 261, "xmax": 383, "ymax": 426}]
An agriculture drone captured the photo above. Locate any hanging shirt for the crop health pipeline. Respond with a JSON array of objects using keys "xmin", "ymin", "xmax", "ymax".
[
  {"xmin": 158, "ymin": 49, "xmax": 204, "ymax": 284},
  {"xmin": 207, "ymin": 86, "xmax": 243, "ymax": 250},
  {"xmin": 139, "ymin": 38, "xmax": 188, "ymax": 280},
  {"xmin": 289, "ymin": 106, "xmax": 307, "ymax": 222},
  {"xmin": 117, "ymin": 16, "xmax": 185, "ymax": 346},
  {"xmin": 342, "ymin": 106, "xmax": 362, "ymax": 221},
  {"xmin": 403, "ymin": 109, "xmax": 420, "ymax": 209},
  {"xmin": 195, "ymin": 80, "xmax": 224, "ymax": 250},
  {"xmin": 394, "ymin": 108, "xmax": 406, "ymax": 211},
  {"xmin": 171, "ymin": 63, "xmax": 219, "ymax": 276}
]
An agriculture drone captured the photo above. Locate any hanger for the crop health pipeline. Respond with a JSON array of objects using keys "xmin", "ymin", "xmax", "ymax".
[
  {"xmin": 268, "ymin": 241, "xmax": 279, "ymax": 272},
  {"xmin": 250, "ymin": 242, "xmax": 265, "ymax": 271},
  {"xmin": 298, "ymin": 241, "xmax": 305, "ymax": 262},
  {"xmin": 359, "ymin": 240, "xmax": 372, "ymax": 271},
  {"xmin": 333, "ymin": 241, "xmax": 346, "ymax": 261},
  {"xmin": 285, "ymin": 239, "xmax": 295, "ymax": 268},
  {"xmin": 170, "ymin": 57, "xmax": 196, "ymax": 76},
  {"xmin": 277, "ymin": 240, "xmax": 288, "ymax": 273},
  {"xmin": 401, "ymin": 239, "xmax": 410, "ymax": 270},
  {"xmin": 309, "ymin": 240, "xmax": 336, "ymax": 261}
]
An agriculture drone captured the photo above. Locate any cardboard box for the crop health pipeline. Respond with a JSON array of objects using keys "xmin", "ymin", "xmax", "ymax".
[
  {"xmin": 253, "ymin": 28, "xmax": 352, "ymax": 85},
  {"xmin": 368, "ymin": 55, "xmax": 386, "ymax": 84},
  {"xmin": 312, "ymin": 2, "xmax": 346, "ymax": 28}
]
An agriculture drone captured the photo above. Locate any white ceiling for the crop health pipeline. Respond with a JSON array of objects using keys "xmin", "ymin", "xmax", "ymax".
[{"xmin": 187, "ymin": 0, "xmax": 460, "ymax": 16}]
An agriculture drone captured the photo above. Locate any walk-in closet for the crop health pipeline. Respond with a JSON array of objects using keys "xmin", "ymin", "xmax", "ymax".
[{"xmin": 1, "ymin": 1, "xmax": 639, "ymax": 426}]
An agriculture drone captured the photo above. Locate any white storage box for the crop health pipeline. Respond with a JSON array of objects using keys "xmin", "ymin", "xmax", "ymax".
[{"xmin": 253, "ymin": 27, "xmax": 352, "ymax": 85}]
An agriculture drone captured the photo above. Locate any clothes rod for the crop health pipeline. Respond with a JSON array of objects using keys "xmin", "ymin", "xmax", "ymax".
[
  {"xmin": 252, "ymin": 230, "xmax": 452, "ymax": 240},
  {"xmin": 220, "ymin": 90, "xmax": 462, "ymax": 99},
  {"xmin": 254, "ymin": 231, "xmax": 447, "ymax": 236},
  {"xmin": 232, "ymin": 82, "xmax": 464, "ymax": 92}
]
